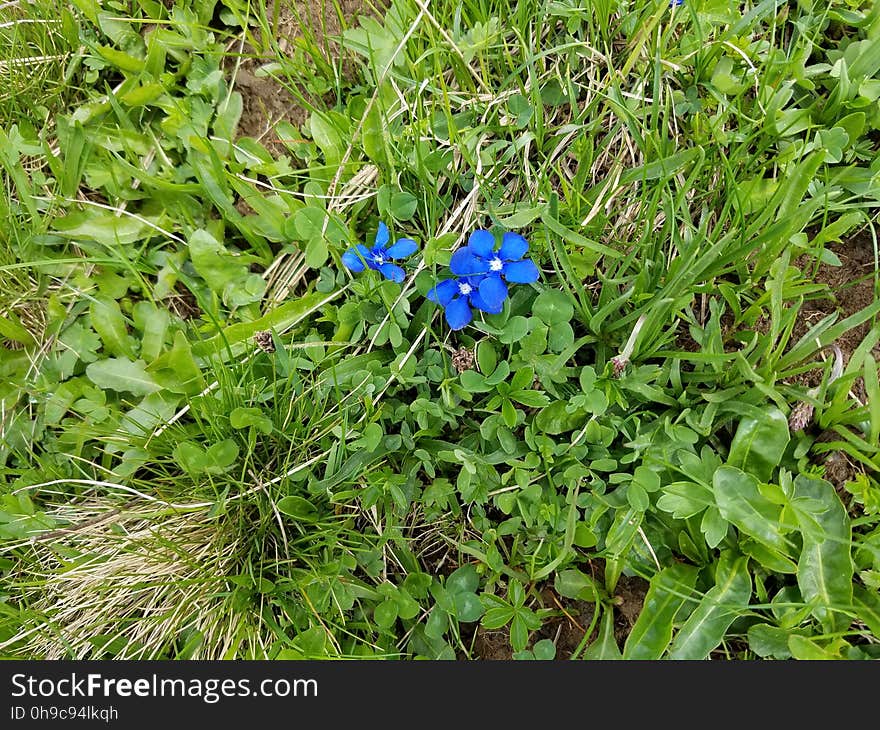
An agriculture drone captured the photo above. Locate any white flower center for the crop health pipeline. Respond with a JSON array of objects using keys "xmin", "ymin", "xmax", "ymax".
[
  {"xmin": 458, "ymin": 282, "xmax": 473, "ymax": 296},
  {"xmin": 372, "ymin": 253, "xmax": 385, "ymax": 264},
  {"xmin": 489, "ymin": 257, "xmax": 504, "ymax": 272}
]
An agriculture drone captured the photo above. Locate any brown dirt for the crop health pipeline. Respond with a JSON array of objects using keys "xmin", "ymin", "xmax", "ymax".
[
  {"xmin": 228, "ymin": 0, "xmax": 384, "ymax": 152},
  {"xmin": 167, "ymin": 282, "xmax": 202, "ymax": 321},
  {"xmin": 470, "ymin": 571, "xmax": 649, "ymax": 660},
  {"xmin": 791, "ymin": 232, "xmax": 879, "ymax": 388}
]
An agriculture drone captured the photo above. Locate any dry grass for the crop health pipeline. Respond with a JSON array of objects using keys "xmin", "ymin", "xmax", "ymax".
[{"xmin": 3, "ymin": 499, "xmax": 260, "ymax": 659}]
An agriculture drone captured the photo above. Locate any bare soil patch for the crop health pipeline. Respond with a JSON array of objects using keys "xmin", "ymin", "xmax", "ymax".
[
  {"xmin": 228, "ymin": 0, "xmax": 383, "ymax": 151},
  {"xmin": 470, "ymin": 570, "xmax": 649, "ymax": 660},
  {"xmin": 792, "ymin": 231, "xmax": 879, "ymax": 383}
]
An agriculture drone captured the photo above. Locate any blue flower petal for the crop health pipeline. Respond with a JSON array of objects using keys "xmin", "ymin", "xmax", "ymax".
[
  {"xmin": 450, "ymin": 248, "xmax": 487, "ymax": 276},
  {"xmin": 374, "ymin": 221, "xmax": 390, "ymax": 248},
  {"xmin": 341, "ymin": 244, "xmax": 371, "ymax": 272},
  {"xmin": 427, "ymin": 279, "xmax": 459, "ymax": 306},
  {"xmin": 468, "ymin": 229, "xmax": 496, "ymax": 258},
  {"xmin": 477, "ymin": 275, "xmax": 508, "ymax": 312},
  {"xmin": 379, "ymin": 262, "xmax": 406, "ymax": 282},
  {"xmin": 384, "ymin": 237, "xmax": 418, "ymax": 259},
  {"xmin": 469, "ymin": 288, "xmax": 503, "ymax": 315},
  {"xmin": 503, "ymin": 258, "xmax": 540, "ymax": 283},
  {"xmin": 445, "ymin": 298, "xmax": 472, "ymax": 330},
  {"xmin": 499, "ymin": 232, "xmax": 529, "ymax": 261}
]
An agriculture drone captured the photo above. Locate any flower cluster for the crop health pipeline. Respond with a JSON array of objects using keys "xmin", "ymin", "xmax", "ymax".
[
  {"xmin": 427, "ymin": 230, "xmax": 539, "ymax": 330},
  {"xmin": 341, "ymin": 221, "xmax": 417, "ymax": 283},
  {"xmin": 341, "ymin": 222, "xmax": 539, "ymax": 332}
]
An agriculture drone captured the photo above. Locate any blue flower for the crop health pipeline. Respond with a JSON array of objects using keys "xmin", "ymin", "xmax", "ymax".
[
  {"xmin": 427, "ymin": 274, "xmax": 507, "ymax": 331},
  {"xmin": 448, "ymin": 229, "xmax": 540, "ymax": 284},
  {"xmin": 341, "ymin": 221, "xmax": 417, "ymax": 283},
  {"xmin": 669, "ymin": 0, "xmax": 684, "ymax": 6}
]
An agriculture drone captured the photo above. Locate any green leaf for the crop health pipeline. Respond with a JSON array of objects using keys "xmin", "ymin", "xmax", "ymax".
[
  {"xmin": 305, "ymin": 236, "xmax": 329, "ymax": 269},
  {"xmin": 510, "ymin": 389, "xmax": 550, "ymax": 408},
  {"xmin": 554, "ymin": 569, "xmax": 600, "ymax": 601},
  {"xmin": 582, "ymin": 609, "xmax": 622, "ymax": 660},
  {"xmin": 713, "ymin": 465, "xmax": 789, "ymax": 553},
  {"xmin": 188, "ymin": 228, "xmax": 265, "ymax": 307},
  {"xmin": 623, "ymin": 564, "xmax": 699, "ymax": 660},
  {"xmin": 787, "ymin": 635, "xmax": 844, "ymax": 660},
  {"xmin": 476, "ymin": 341, "xmax": 497, "ymax": 376},
  {"xmin": 531, "ymin": 638, "xmax": 556, "ymax": 660},
  {"xmin": 747, "ymin": 624, "xmax": 803, "ymax": 659},
  {"xmin": 726, "ymin": 407, "xmax": 789, "ymax": 481},
  {"xmin": 667, "ymin": 554, "xmax": 752, "ymax": 660},
  {"xmin": 452, "ymin": 592, "xmax": 484, "ymax": 623},
  {"xmin": 853, "ymin": 586, "xmax": 880, "ymax": 638},
  {"xmin": 85, "ymin": 357, "xmax": 161, "ymax": 395},
  {"xmin": 792, "ymin": 475, "xmax": 853, "ymax": 633},
  {"xmin": 230, "ymin": 407, "xmax": 273, "ymax": 434},
  {"xmin": 447, "ymin": 565, "xmax": 479, "ymax": 595},
  {"xmin": 148, "ymin": 331, "xmax": 205, "ymax": 396},
  {"xmin": 481, "ymin": 605, "xmax": 515, "ymax": 631},
  {"xmin": 276, "ymin": 496, "xmax": 319, "ymax": 521},
  {"xmin": 374, "ymin": 599, "xmax": 398, "ymax": 630},
  {"xmin": 90, "ymin": 295, "xmax": 135, "ymax": 358},
  {"xmin": 389, "ymin": 192, "xmax": 418, "ymax": 221},
  {"xmin": 309, "ymin": 111, "xmax": 343, "ymax": 167},
  {"xmin": 132, "ymin": 301, "xmax": 169, "ymax": 362},
  {"xmin": 510, "ymin": 613, "xmax": 531, "ymax": 652},
  {"xmin": 51, "ymin": 210, "xmax": 154, "ymax": 245},
  {"xmin": 204, "ymin": 439, "xmax": 239, "ymax": 474},
  {"xmin": 542, "ymin": 211, "xmax": 622, "ymax": 260},
  {"xmin": 534, "ymin": 400, "xmax": 587, "ymax": 435},
  {"xmin": 533, "ymin": 289, "xmax": 574, "ymax": 326}
]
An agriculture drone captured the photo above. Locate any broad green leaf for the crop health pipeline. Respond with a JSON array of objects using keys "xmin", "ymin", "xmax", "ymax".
[
  {"xmin": 132, "ymin": 301, "xmax": 169, "ymax": 362},
  {"xmin": 747, "ymin": 624, "xmax": 805, "ymax": 659},
  {"xmin": 148, "ymin": 331, "xmax": 205, "ymax": 396},
  {"xmin": 476, "ymin": 341, "xmax": 497, "ymax": 376},
  {"xmin": 533, "ymin": 289, "xmax": 574, "ymax": 326},
  {"xmin": 204, "ymin": 439, "xmax": 239, "ymax": 474},
  {"xmin": 554, "ymin": 569, "xmax": 601, "ymax": 601},
  {"xmin": 727, "ymin": 407, "xmax": 789, "ymax": 481},
  {"xmin": 51, "ymin": 210, "xmax": 154, "ymax": 245},
  {"xmin": 230, "ymin": 406, "xmax": 273, "ymax": 434},
  {"xmin": 374, "ymin": 599, "xmax": 398, "ymax": 630},
  {"xmin": 277, "ymin": 496, "xmax": 318, "ymax": 521},
  {"xmin": 452, "ymin": 592, "xmax": 484, "ymax": 623},
  {"xmin": 623, "ymin": 564, "xmax": 699, "ymax": 660},
  {"xmin": 582, "ymin": 609, "xmax": 621, "ymax": 660},
  {"xmin": 667, "ymin": 554, "xmax": 752, "ymax": 660},
  {"xmin": 605, "ymin": 507, "xmax": 643, "ymax": 557},
  {"xmin": 188, "ymin": 228, "xmax": 244, "ymax": 285},
  {"xmin": 305, "ymin": 236, "xmax": 329, "ymax": 269},
  {"xmin": 188, "ymin": 228, "xmax": 265, "ymax": 307},
  {"xmin": 85, "ymin": 357, "xmax": 161, "ymax": 395},
  {"xmin": 788, "ymin": 635, "xmax": 845, "ymax": 660},
  {"xmin": 534, "ymin": 400, "xmax": 588, "ymax": 435},
  {"xmin": 90, "ymin": 295, "xmax": 135, "ymax": 358},
  {"xmin": 792, "ymin": 475, "xmax": 853, "ymax": 633},
  {"xmin": 309, "ymin": 112, "xmax": 343, "ymax": 167},
  {"xmin": 0, "ymin": 314, "xmax": 36, "ymax": 346},
  {"xmin": 853, "ymin": 586, "xmax": 880, "ymax": 638},
  {"xmin": 740, "ymin": 539, "xmax": 797, "ymax": 574},
  {"xmin": 713, "ymin": 465, "xmax": 789, "ymax": 553},
  {"xmin": 95, "ymin": 44, "xmax": 144, "ymax": 72},
  {"xmin": 121, "ymin": 391, "xmax": 179, "ymax": 437},
  {"xmin": 447, "ymin": 565, "xmax": 479, "ymax": 595},
  {"xmin": 389, "ymin": 191, "xmax": 418, "ymax": 221}
]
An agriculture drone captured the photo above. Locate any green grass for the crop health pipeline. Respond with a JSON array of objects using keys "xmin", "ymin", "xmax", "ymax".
[{"xmin": 1, "ymin": 0, "xmax": 879, "ymax": 660}]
